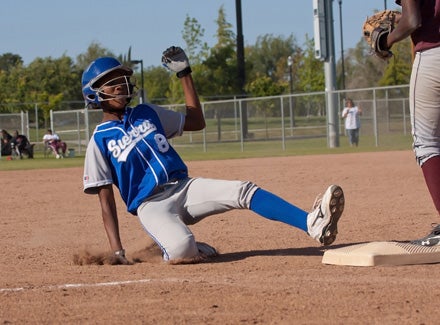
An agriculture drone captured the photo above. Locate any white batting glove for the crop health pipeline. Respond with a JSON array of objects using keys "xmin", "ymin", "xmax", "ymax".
[{"xmin": 161, "ymin": 46, "xmax": 192, "ymax": 78}]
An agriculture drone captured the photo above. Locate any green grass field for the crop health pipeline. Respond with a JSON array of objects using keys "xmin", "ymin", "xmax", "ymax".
[{"xmin": 0, "ymin": 133, "xmax": 413, "ymax": 171}]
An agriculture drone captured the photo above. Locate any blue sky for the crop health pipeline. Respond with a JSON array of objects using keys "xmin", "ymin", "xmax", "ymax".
[{"xmin": 2, "ymin": 0, "xmax": 397, "ymax": 67}]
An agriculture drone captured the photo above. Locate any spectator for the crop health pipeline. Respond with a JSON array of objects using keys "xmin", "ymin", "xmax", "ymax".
[
  {"xmin": 342, "ymin": 99, "xmax": 362, "ymax": 147},
  {"xmin": 11, "ymin": 130, "xmax": 33, "ymax": 159},
  {"xmin": 43, "ymin": 129, "xmax": 67, "ymax": 159},
  {"xmin": 1, "ymin": 129, "xmax": 12, "ymax": 156}
]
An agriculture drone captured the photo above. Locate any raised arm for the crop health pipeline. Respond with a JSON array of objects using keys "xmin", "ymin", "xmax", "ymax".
[
  {"xmin": 161, "ymin": 46, "xmax": 206, "ymax": 132},
  {"xmin": 181, "ymin": 74, "xmax": 205, "ymax": 131}
]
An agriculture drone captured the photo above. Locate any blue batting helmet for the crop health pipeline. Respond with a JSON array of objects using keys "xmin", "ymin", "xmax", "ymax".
[{"xmin": 81, "ymin": 57, "xmax": 133, "ymax": 109}]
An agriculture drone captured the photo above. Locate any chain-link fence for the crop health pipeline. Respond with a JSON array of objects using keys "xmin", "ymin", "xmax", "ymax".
[
  {"xmin": 0, "ymin": 111, "xmax": 28, "ymax": 134},
  {"xmin": 0, "ymin": 85, "xmax": 410, "ymax": 156}
]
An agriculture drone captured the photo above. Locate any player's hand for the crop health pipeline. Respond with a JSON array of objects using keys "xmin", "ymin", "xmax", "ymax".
[{"xmin": 161, "ymin": 46, "xmax": 192, "ymax": 78}]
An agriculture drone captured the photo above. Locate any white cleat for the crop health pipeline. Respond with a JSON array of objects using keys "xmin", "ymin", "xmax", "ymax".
[{"xmin": 307, "ymin": 185, "xmax": 345, "ymax": 246}]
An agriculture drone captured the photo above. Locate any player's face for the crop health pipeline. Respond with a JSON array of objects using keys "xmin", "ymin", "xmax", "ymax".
[{"xmin": 98, "ymin": 71, "xmax": 132, "ymax": 110}]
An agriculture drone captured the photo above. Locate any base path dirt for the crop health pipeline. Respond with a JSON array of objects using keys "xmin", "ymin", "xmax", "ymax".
[{"xmin": 1, "ymin": 150, "xmax": 439, "ymax": 324}]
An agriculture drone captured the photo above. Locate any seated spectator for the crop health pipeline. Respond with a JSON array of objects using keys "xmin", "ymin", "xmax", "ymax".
[
  {"xmin": 1, "ymin": 129, "xmax": 12, "ymax": 156},
  {"xmin": 43, "ymin": 129, "xmax": 67, "ymax": 159},
  {"xmin": 11, "ymin": 130, "xmax": 34, "ymax": 159}
]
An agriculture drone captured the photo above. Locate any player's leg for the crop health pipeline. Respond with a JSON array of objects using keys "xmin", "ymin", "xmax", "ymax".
[
  {"xmin": 137, "ymin": 179, "xmax": 218, "ymax": 262},
  {"xmin": 347, "ymin": 129, "xmax": 354, "ymax": 146},
  {"xmin": 17, "ymin": 143, "xmax": 25, "ymax": 158},
  {"xmin": 49, "ymin": 143, "xmax": 58, "ymax": 156},
  {"xmin": 182, "ymin": 178, "xmax": 306, "ymax": 228},
  {"xmin": 137, "ymin": 193, "xmax": 199, "ymax": 261},
  {"xmin": 422, "ymin": 156, "xmax": 440, "ymax": 213},
  {"xmin": 183, "ymin": 178, "xmax": 344, "ymax": 245},
  {"xmin": 409, "ymin": 48, "xmax": 440, "ymax": 245},
  {"xmin": 353, "ymin": 128, "xmax": 360, "ymax": 146},
  {"xmin": 250, "ymin": 186, "xmax": 344, "ymax": 245},
  {"xmin": 60, "ymin": 142, "xmax": 67, "ymax": 155},
  {"xmin": 412, "ymin": 48, "xmax": 440, "ymax": 211}
]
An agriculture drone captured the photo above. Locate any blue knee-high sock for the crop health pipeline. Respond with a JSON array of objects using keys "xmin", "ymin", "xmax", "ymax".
[{"xmin": 249, "ymin": 188, "xmax": 308, "ymax": 231}]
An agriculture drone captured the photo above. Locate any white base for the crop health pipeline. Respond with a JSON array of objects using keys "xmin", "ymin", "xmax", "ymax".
[{"xmin": 322, "ymin": 241, "xmax": 440, "ymax": 266}]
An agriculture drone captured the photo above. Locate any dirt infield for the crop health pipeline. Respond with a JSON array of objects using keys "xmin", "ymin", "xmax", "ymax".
[{"xmin": 2, "ymin": 150, "xmax": 440, "ymax": 324}]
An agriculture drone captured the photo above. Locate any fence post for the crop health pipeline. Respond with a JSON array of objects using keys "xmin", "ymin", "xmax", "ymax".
[
  {"xmin": 76, "ymin": 111, "xmax": 81, "ymax": 153},
  {"xmin": 20, "ymin": 111, "xmax": 25, "ymax": 135},
  {"xmin": 84, "ymin": 107, "xmax": 90, "ymax": 152},
  {"xmin": 280, "ymin": 97, "xmax": 285, "ymax": 150},
  {"xmin": 403, "ymin": 98, "xmax": 407, "ymax": 135},
  {"xmin": 234, "ymin": 97, "xmax": 239, "ymax": 140},
  {"xmin": 373, "ymin": 88, "xmax": 379, "ymax": 147},
  {"xmin": 202, "ymin": 102, "xmax": 207, "ymax": 153},
  {"xmin": 50, "ymin": 110, "xmax": 54, "ymax": 132},
  {"xmin": 34, "ymin": 103, "xmax": 39, "ymax": 143},
  {"xmin": 239, "ymin": 99, "xmax": 244, "ymax": 152}
]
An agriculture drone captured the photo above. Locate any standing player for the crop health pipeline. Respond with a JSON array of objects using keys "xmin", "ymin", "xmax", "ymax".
[
  {"xmin": 386, "ymin": 0, "xmax": 440, "ymax": 245},
  {"xmin": 81, "ymin": 47, "xmax": 345, "ymax": 264}
]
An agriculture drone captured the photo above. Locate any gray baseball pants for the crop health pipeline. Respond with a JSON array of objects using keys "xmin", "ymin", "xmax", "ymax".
[
  {"xmin": 137, "ymin": 177, "xmax": 258, "ymax": 261},
  {"xmin": 411, "ymin": 46, "xmax": 440, "ymax": 166}
]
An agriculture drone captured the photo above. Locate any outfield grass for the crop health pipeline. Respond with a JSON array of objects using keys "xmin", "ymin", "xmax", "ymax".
[{"xmin": 0, "ymin": 133, "xmax": 413, "ymax": 171}]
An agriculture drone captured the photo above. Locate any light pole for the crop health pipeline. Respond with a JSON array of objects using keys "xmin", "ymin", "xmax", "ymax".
[
  {"xmin": 130, "ymin": 59, "xmax": 145, "ymax": 104},
  {"xmin": 287, "ymin": 56, "xmax": 293, "ymax": 93},
  {"xmin": 338, "ymin": 0, "xmax": 345, "ymax": 90},
  {"xmin": 287, "ymin": 56, "xmax": 295, "ymax": 128},
  {"xmin": 235, "ymin": 0, "xmax": 248, "ymax": 139}
]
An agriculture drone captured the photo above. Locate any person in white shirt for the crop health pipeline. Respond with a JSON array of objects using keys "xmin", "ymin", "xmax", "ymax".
[
  {"xmin": 43, "ymin": 129, "xmax": 67, "ymax": 158},
  {"xmin": 342, "ymin": 99, "xmax": 362, "ymax": 147}
]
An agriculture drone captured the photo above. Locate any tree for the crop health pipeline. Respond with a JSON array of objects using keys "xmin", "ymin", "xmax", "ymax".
[
  {"xmin": 296, "ymin": 35, "xmax": 325, "ymax": 92},
  {"xmin": 0, "ymin": 53, "xmax": 23, "ymax": 72},
  {"xmin": 0, "ymin": 66, "xmax": 23, "ymax": 111},
  {"xmin": 165, "ymin": 76, "xmax": 184, "ymax": 105},
  {"xmin": 144, "ymin": 66, "xmax": 175, "ymax": 104},
  {"xmin": 378, "ymin": 38, "xmax": 412, "ymax": 86},
  {"xmin": 22, "ymin": 56, "xmax": 79, "ymax": 124},
  {"xmin": 246, "ymin": 74, "xmax": 286, "ymax": 98},
  {"xmin": 245, "ymin": 75, "xmax": 287, "ymax": 138},
  {"xmin": 197, "ymin": 5, "xmax": 239, "ymax": 98},
  {"xmin": 246, "ymin": 34, "xmax": 300, "ymax": 85},
  {"xmin": 294, "ymin": 35, "xmax": 326, "ymax": 117},
  {"xmin": 214, "ymin": 5, "xmax": 235, "ymax": 49},
  {"xmin": 0, "ymin": 55, "xmax": 80, "ymax": 115},
  {"xmin": 182, "ymin": 15, "xmax": 209, "ymax": 65},
  {"xmin": 24, "ymin": 56, "xmax": 79, "ymax": 101},
  {"xmin": 343, "ymin": 38, "xmax": 388, "ymax": 89},
  {"xmin": 76, "ymin": 41, "xmax": 116, "ymax": 71},
  {"xmin": 0, "ymin": 54, "xmax": 25, "ymax": 111}
]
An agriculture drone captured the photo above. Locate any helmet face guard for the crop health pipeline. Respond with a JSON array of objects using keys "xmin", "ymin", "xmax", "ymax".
[
  {"xmin": 81, "ymin": 57, "xmax": 135, "ymax": 109},
  {"xmin": 93, "ymin": 75, "xmax": 136, "ymax": 106}
]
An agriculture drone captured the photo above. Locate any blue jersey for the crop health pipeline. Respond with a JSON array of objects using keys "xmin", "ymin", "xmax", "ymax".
[{"xmin": 83, "ymin": 104, "xmax": 188, "ymax": 214}]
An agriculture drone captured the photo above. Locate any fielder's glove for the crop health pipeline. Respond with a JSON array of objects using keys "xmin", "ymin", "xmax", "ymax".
[
  {"xmin": 161, "ymin": 46, "xmax": 192, "ymax": 78},
  {"xmin": 362, "ymin": 10, "xmax": 401, "ymax": 60}
]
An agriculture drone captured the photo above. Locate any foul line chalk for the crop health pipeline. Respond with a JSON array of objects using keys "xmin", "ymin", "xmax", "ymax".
[{"xmin": 0, "ymin": 278, "xmax": 186, "ymax": 293}]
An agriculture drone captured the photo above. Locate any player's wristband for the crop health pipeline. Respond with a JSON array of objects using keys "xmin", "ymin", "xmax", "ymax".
[
  {"xmin": 114, "ymin": 249, "xmax": 126, "ymax": 258},
  {"xmin": 176, "ymin": 66, "xmax": 192, "ymax": 78}
]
